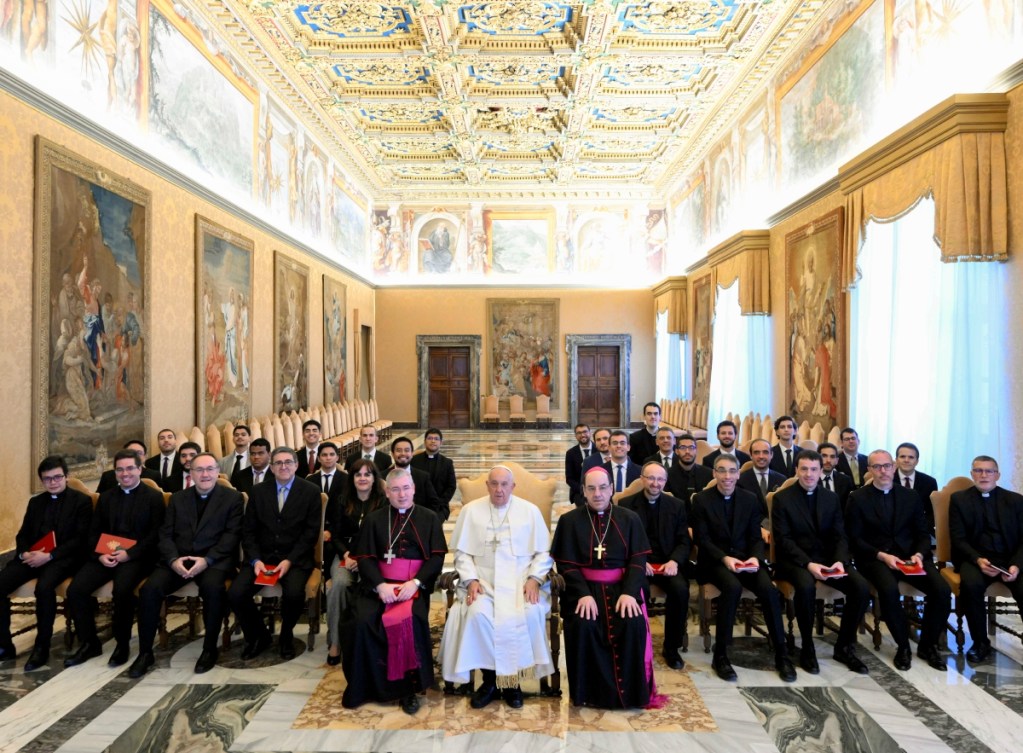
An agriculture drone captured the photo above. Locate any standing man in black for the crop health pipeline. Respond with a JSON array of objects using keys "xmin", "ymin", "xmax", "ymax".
[
  {"xmin": 837, "ymin": 428, "xmax": 868, "ymax": 488},
  {"xmin": 769, "ymin": 415, "xmax": 799, "ymax": 478},
  {"xmin": 65, "ymin": 449, "xmax": 166, "ymax": 668},
  {"xmin": 390, "ymin": 436, "xmax": 446, "ymax": 520},
  {"xmin": 737, "ymin": 438, "xmax": 786, "ymax": 526},
  {"xmin": 644, "ymin": 427, "xmax": 677, "ymax": 470},
  {"xmin": 345, "ymin": 425, "xmax": 392, "ymax": 474},
  {"xmin": 818, "ymin": 442, "xmax": 854, "ymax": 511},
  {"xmin": 564, "ymin": 423, "xmax": 595, "ymax": 506},
  {"xmin": 666, "ymin": 433, "xmax": 713, "ymax": 504},
  {"xmin": 219, "ymin": 424, "xmax": 252, "ymax": 476},
  {"xmin": 580, "ymin": 428, "xmax": 612, "ymax": 475},
  {"xmin": 948, "ymin": 455, "xmax": 1023, "ymax": 663},
  {"xmin": 693, "ymin": 453, "xmax": 794, "ymax": 682},
  {"xmin": 145, "ymin": 428, "xmax": 181, "ymax": 491},
  {"xmin": 845, "ymin": 450, "xmax": 951, "ymax": 671},
  {"xmin": 162, "ymin": 442, "xmax": 200, "ymax": 493},
  {"xmin": 702, "ymin": 420, "xmax": 751, "ymax": 468},
  {"xmin": 130, "ymin": 452, "xmax": 244, "ymax": 677},
  {"xmin": 618, "ymin": 461, "xmax": 691, "ymax": 670},
  {"xmin": 895, "ymin": 442, "xmax": 939, "ymax": 534},
  {"xmin": 0, "ymin": 456, "xmax": 92, "ymax": 671},
  {"xmin": 295, "ymin": 419, "xmax": 322, "ymax": 478},
  {"xmin": 410, "ymin": 428, "xmax": 457, "ymax": 513},
  {"xmin": 307, "ymin": 442, "xmax": 346, "ymax": 509},
  {"xmin": 231, "ymin": 438, "xmax": 272, "ymax": 495},
  {"xmin": 230, "ymin": 447, "xmax": 322, "ymax": 661},
  {"xmin": 772, "ymin": 450, "xmax": 870, "ymax": 675},
  {"xmin": 628, "ymin": 402, "xmax": 661, "ymax": 465}
]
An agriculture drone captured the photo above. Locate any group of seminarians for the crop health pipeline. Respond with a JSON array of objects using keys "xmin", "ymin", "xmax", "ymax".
[{"xmin": 2, "ymin": 408, "xmax": 1022, "ymax": 713}]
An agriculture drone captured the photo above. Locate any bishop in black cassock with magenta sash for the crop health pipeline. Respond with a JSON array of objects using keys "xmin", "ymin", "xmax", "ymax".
[
  {"xmin": 340, "ymin": 469, "xmax": 446, "ymax": 714},
  {"xmin": 551, "ymin": 466, "xmax": 665, "ymax": 709}
]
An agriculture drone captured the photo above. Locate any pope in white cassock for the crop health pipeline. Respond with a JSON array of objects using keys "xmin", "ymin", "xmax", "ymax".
[{"xmin": 438, "ymin": 465, "xmax": 554, "ymax": 709}]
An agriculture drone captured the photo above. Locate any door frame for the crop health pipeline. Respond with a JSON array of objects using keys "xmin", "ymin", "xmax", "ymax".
[
  {"xmin": 566, "ymin": 334, "xmax": 632, "ymax": 428},
  {"xmin": 416, "ymin": 335, "xmax": 482, "ymax": 429}
]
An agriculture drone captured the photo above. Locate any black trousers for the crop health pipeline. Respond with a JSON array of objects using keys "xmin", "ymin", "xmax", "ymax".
[
  {"xmin": 704, "ymin": 563, "xmax": 785, "ymax": 657},
  {"xmin": 228, "ymin": 565, "xmax": 311, "ymax": 643},
  {"xmin": 645, "ymin": 571, "xmax": 690, "ymax": 655},
  {"xmin": 0, "ymin": 558, "xmax": 79, "ymax": 649},
  {"xmin": 777, "ymin": 565, "xmax": 870, "ymax": 650},
  {"xmin": 958, "ymin": 561, "xmax": 1023, "ymax": 646},
  {"xmin": 858, "ymin": 558, "xmax": 951, "ymax": 650},
  {"xmin": 137, "ymin": 565, "xmax": 231, "ymax": 653},
  {"xmin": 65, "ymin": 558, "xmax": 154, "ymax": 646}
]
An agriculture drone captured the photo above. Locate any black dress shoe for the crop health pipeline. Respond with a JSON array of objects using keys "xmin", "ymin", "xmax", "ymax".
[
  {"xmin": 662, "ymin": 649, "xmax": 685, "ymax": 670},
  {"xmin": 326, "ymin": 652, "xmax": 341, "ymax": 666},
  {"xmin": 24, "ymin": 647, "xmax": 49, "ymax": 672},
  {"xmin": 918, "ymin": 645, "xmax": 947, "ymax": 671},
  {"xmin": 712, "ymin": 655, "xmax": 737, "ymax": 681},
  {"xmin": 833, "ymin": 645, "xmax": 869, "ymax": 674},
  {"xmin": 194, "ymin": 648, "xmax": 219, "ymax": 674},
  {"xmin": 128, "ymin": 651, "xmax": 155, "ymax": 678},
  {"xmin": 400, "ymin": 693, "xmax": 420, "ymax": 715},
  {"xmin": 470, "ymin": 682, "xmax": 498, "ymax": 709},
  {"xmin": 109, "ymin": 643, "xmax": 130, "ymax": 667},
  {"xmin": 241, "ymin": 633, "xmax": 273, "ymax": 660},
  {"xmin": 799, "ymin": 647, "xmax": 820, "ymax": 674},
  {"xmin": 64, "ymin": 641, "xmax": 102, "ymax": 667},
  {"xmin": 894, "ymin": 646, "xmax": 912, "ymax": 671},
  {"xmin": 967, "ymin": 640, "xmax": 992, "ymax": 663},
  {"xmin": 776, "ymin": 655, "xmax": 797, "ymax": 682},
  {"xmin": 279, "ymin": 638, "xmax": 296, "ymax": 661},
  {"xmin": 503, "ymin": 686, "xmax": 524, "ymax": 709},
  {"xmin": 0, "ymin": 644, "xmax": 16, "ymax": 662}
]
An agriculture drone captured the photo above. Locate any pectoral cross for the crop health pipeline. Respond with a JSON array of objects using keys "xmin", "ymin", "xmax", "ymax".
[
  {"xmin": 384, "ymin": 549, "xmax": 396, "ymax": 565},
  {"xmin": 594, "ymin": 543, "xmax": 606, "ymax": 560},
  {"xmin": 486, "ymin": 534, "xmax": 499, "ymax": 550}
]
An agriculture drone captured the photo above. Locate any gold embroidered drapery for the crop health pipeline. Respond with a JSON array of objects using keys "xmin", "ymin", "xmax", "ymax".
[{"xmin": 652, "ymin": 276, "xmax": 688, "ymax": 335}]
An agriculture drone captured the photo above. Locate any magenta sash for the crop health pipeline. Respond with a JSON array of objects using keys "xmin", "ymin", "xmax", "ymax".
[
  {"xmin": 378, "ymin": 558, "xmax": 423, "ymax": 681},
  {"xmin": 579, "ymin": 566, "xmax": 668, "ymax": 709}
]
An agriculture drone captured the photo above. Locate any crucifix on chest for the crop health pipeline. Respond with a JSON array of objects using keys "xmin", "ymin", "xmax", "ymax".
[
  {"xmin": 594, "ymin": 542, "xmax": 606, "ymax": 560},
  {"xmin": 383, "ymin": 549, "xmax": 396, "ymax": 565}
]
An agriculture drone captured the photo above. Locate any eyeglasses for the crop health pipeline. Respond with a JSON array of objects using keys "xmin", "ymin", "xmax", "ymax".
[
  {"xmin": 714, "ymin": 468, "xmax": 740, "ymax": 476},
  {"xmin": 40, "ymin": 473, "xmax": 66, "ymax": 483},
  {"xmin": 191, "ymin": 466, "xmax": 219, "ymax": 474},
  {"xmin": 868, "ymin": 463, "xmax": 894, "ymax": 472},
  {"xmin": 971, "ymin": 468, "xmax": 998, "ymax": 475},
  {"xmin": 641, "ymin": 475, "xmax": 665, "ymax": 482},
  {"xmin": 271, "ymin": 459, "xmax": 297, "ymax": 467},
  {"xmin": 676, "ymin": 445, "xmax": 697, "ymax": 451}
]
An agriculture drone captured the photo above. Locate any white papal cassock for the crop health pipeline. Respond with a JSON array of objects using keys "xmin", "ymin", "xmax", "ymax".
[{"xmin": 438, "ymin": 495, "xmax": 554, "ymax": 686}]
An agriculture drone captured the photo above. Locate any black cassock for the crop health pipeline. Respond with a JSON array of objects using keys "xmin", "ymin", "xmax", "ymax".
[
  {"xmin": 340, "ymin": 505, "xmax": 446, "ymax": 707},
  {"xmin": 551, "ymin": 504, "xmax": 652, "ymax": 708}
]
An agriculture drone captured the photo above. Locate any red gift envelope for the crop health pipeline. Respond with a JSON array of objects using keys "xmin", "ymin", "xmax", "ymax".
[
  {"xmin": 255, "ymin": 569, "xmax": 280, "ymax": 586},
  {"xmin": 96, "ymin": 533, "xmax": 136, "ymax": 555},
  {"xmin": 821, "ymin": 567, "xmax": 847, "ymax": 578},
  {"xmin": 30, "ymin": 531, "xmax": 56, "ymax": 553},
  {"xmin": 649, "ymin": 563, "xmax": 666, "ymax": 575},
  {"xmin": 735, "ymin": 561, "xmax": 759, "ymax": 573},
  {"xmin": 896, "ymin": 560, "xmax": 925, "ymax": 576}
]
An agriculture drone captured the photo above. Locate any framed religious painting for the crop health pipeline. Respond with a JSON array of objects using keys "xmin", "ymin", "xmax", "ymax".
[
  {"xmin": 274, "ymin": 252, "xmax": 309, "ymax": 413},
  {"xmin": 195, "ymin": 216, "xmax": 253, "ymax": 428},
  {"xmin": 486, "ymin": 298, "xmax": 558, "ymax": 408},
  {"xmin": 322, "ymin": 276, "xmax": 347, "ymax": 403},
  {"xmin": 33, "ymin": 137, "xmax": 151, "ymax": 480},
  {"xmin": 690, "ymin": 275, "xmax": 713, "ymax": 406},
  {"xmin": 784, "ymin": 207, "xmax": 846, "ymax": 432}
]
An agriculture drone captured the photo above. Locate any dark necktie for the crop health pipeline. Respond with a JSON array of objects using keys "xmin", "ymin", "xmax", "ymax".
[
  {"xmin": 785, "ymin": 448, "xmax": 793, "ymax": 472},
  {"xmin": 323, "ymin": 473, "xmax": 331, "ymax": 494},
  {"xmin": 662, "ymin": 456, "xmax": 670, "ymax": 469},
  {"xmin": 823, "ymin": 475, "xmax": 832, "ymax": 491},
  {"xmin": 582, "ymin": 447, "xmax": 590, "ymax": 459},
  {"xmin": 162, "ymin": 456, "xmax": 169, "ymax": 479},
  {"xmin": 615, "ymin": 464, "xmax": 624, "ymax": 492},
  {"xmin": 759, "ymin": 473, "xmax": 768, "ymax": 494},
  {"xmin": 308, "ymin": 450, "xmax": 316, "ymax": 471},
  {"xmin": 233, "ymin": 454, "xmax": 244, "ymax": 475},
  {"xmin": 903, "ymin": 476, "xmax": 911, "ymax": 489}
]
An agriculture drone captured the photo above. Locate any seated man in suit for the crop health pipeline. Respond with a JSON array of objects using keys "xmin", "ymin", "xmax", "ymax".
[
  {"xmin": 895, "ymin": 442, "xmax": 939, "ymax": 534},
  {"xmin": 603, "ymin": 430, "xmax": 642, "ymax": 494},
  {"xmin": 737, "ymin": 438, "xmax": 784, "ymax": 543},
  {"xmin": 628, "ymin": 402, "xmax": 661, "ymax": 465},
  {"xmin": 948, "ymin": 455, "xmax": 1023, "ymax": 663},
  {"xmin": 97, "ymin": 439, "xmax": 162, "ymax": 494},
  {"xmin": 295, "ymin": 420, "xmax": 322, "ymax": 477},
  {"xmin": 231, "ymin": 438, "xmax": 272, "ymax": 495},
  {"xmin": 818, "ymin": 442, "xmax": 854, "ymax": 510},
  {"xmin": 580, "ymin": 428, "xmax": 612, "ymax": 476},
  {"xmin": 163, "ymin": 442, "xmax": 200, "ymax": 493},
  {"xmin": 692, "ymin": 453, "xmax": 794, "ymax": 682},
  {"xmin": 410, "ymin": 428, "xmax": 457, "ymax": 513},
  {"xmin": 219, "ymin": 424, "xmax": 252, "ymax": 476},
  {"xmin": 0, "ymin": 456, "xmax": 93, "ymax": 671},
  {"xmin": 345, "ymin": 425, "xmax": 392, "ymax": 474},
  {"xmin": 644, "ymin": 427, "xmax": 677, "ymax": 470},
  {"xmin": 145, "ymin": 428, "xmax": 181, "ymax": 491},
  {"xmin": 229, "ymin": 447, "xmax": 322, "ymax": 661},
  {"xmin": 702, "ymin": 420, "xmax": 751, "ymax": 468},
  {"xmin": 772, "ymin": 450, "xmax": 870, "ymax": 675},
  {"xmin": 845, "ymin": 450, "xmax": 951, "ymax": 671},
  {"xmin": 130, "ymin": 452, "xmax": 244, "ymax": 677},
  {"xmin": 65, "ymin": 449, "xmax": 166, "ymax": 668},
  {"xmin": 390, "ymin": 436, "xmax": 445, "ymax": 520},
  {"xmin": 666, "ymin": 433, "xmax": 713, "ymax": 504},
  {"xmin": 619, "ymin": 461, "xmax": 692, "ymax": 670},
  {"xmin": 769, "ymin": 415, "xmax": 799, "ymax": 478},
  {"xmin": 837, "ymin": 428, "xmax": 868, "ymax": 487}
]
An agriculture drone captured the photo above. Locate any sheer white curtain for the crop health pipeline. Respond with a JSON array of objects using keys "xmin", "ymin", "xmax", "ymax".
[
  {"xmin": 655, "ymin": 310, "xmax": 684, "ymax": 400},
  {"xmin": 849, "ymin": 196, "xmax": 1009, "ymax": 484},
  {"xmin": 707, "ymin": 281, "xmax": 772, "ymax": 427}
]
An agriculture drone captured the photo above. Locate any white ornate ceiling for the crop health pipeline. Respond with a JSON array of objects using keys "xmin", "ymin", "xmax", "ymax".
[{"xmin": 215, "ymin": 0, "xmax": 832, "ymax": 200}]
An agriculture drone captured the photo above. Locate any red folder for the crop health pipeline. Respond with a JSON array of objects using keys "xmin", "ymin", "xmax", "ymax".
[
  {"xmin": 96, "ymin": 533, "xmax": 137, "ymax": 555},
  {"xmin": 255, "ymin": 569, "xmax": 280, "ymax": 586},
  {"xmin": 30, "ymin": 531, "xmax": 56, "ymax": 553},
  {"xmin": 896, "ymin": 560, "xmax": 925, "ymax": 576}
]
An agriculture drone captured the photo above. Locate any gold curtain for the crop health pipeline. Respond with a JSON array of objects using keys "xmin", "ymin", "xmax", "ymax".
[
  {"xmin": 653, "ymin": 277, "xmax": 688, "ymax": 335},
  {"xmin": 839, "ymin": 94, "xmax": 1009, "ymax": 290},
  {"xmin": 701, "ymin": 230, "xmax": 771, "ymax": 315}
]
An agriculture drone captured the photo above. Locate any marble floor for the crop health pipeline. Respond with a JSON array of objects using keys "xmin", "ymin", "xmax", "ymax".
[{"xmin": 2, "ymin": 429, "xmax": 1023, "ymax": 753}]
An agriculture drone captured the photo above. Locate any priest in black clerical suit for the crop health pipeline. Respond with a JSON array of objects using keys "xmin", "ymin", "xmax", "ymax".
[
  {"xmin": 665, "ymin": 434, "xmax": 713, "ymax": 506},
  {"xmin": 551, "ymin": 466, "xmax": 656, "ymax": 709},
  {"xmin": 410, "ymin": 429, "xmax": 457, "ymax": 511},
  {"xmin": 341, "ymin": 468, "xmax": 446, "ymax": 715},
  {"xmin": 564, "ymin": 437, "xmax": 596, "ymax": 506},
  {"xmin": 771, "ymin": 450, "xmax": 870, "ymax": 674},
  {"xmin": 845, "ymin": 450, "xmax": 950, "ymax": 671},
  {"xmin": 948, "ymin": 455, "xmax": 1023, "ymax": 662},
  {"xmin": 97, "ymin": 465, "xmax": 161, "ymax": 494}
]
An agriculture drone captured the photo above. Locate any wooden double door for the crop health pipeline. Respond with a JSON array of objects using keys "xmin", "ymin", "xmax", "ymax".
[
  {"xmin": 576, "ymin": 345, "xmax": 620, "ymax": 427},
  {"xmin": 426, "ymin": 346, "xmax": 470, "ymax": 428}
]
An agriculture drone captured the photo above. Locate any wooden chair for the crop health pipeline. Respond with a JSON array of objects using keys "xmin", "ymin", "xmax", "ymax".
[
  {"xmin": 611, "ymin": 477, "xmax": 644, "ymax": 504},
  {"xmin": 481, "ymin": 395, "xmax": 500, "ymax": 429},
  {"xmin": 534, "ymin": 394, "xmax": 552, "ymax": 428},
  {"xmin": 798, "ymin": 439, "xmax": 819, "ymax": 452},
  {"xmin": 508, "ymin": 395, "xmax": 526, "ymax": 429}
]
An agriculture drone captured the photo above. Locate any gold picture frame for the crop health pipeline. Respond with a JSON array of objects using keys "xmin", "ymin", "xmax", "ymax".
[{"xmin": 274, "ymin": 252, "xmax": 310, "ymax": 413}]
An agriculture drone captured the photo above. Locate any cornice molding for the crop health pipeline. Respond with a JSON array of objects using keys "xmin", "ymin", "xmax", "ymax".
[
  {"xmin": 651, "ymin": 276, "xmax": 688, "ymax": 297},
  {"xmin": 703, "ymin": 229, "xmax": 771, "ymax": 267}
]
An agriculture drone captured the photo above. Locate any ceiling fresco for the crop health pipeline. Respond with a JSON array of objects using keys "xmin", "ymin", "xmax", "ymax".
[{"xmin": 213, "ymin": 0, "xmax": 833, "ymax": 199}]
